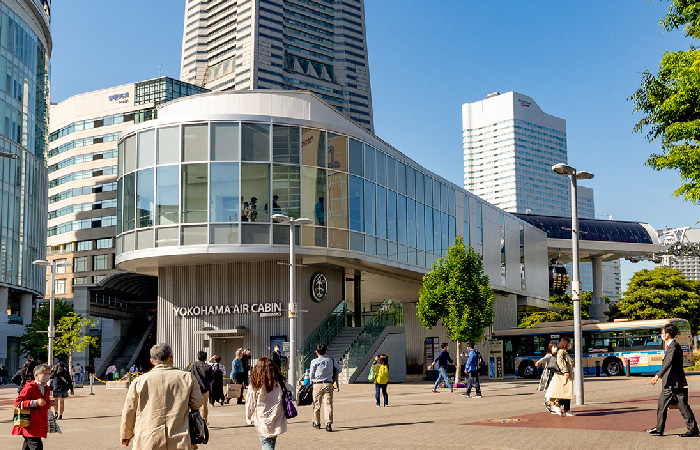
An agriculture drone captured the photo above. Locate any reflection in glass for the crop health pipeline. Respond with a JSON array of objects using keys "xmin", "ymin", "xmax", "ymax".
[
  {"xmin": 242, "ymin": 123, "xmax": 270, "ymax": 161},
  {"xmin": 415, "ymin": 171, "xmax": 424, "ymax": 203},
  {"xmin": 376, "ymin": 186, "xmax": 387, "ymax": 239},
  {"xmin": 377, "ymin": 238, "xmax": 387, "ymax": 258},
  {"xmin": 156, "ymin": 227, "xmax": 179, "ymax": 247},
  {"xmin": 210, "ymin": 162, "xmax": 239, "ymax": 222},
  {"xmin": 117, "ymin": 178, "xmax": 122, "ymax": 234},
  {"xmin": 364, "ymin": 144, "xmax": 375, "ymax": 182},
  {"xmin": 397, "ymin": 194, "xmax": 407, "ymax": 244},
  {"xmin": 448, "ymin": 188, "xmax": 455, "ymax": 216},
  {"xmin": 365, "ymin": 235, "xmax": 376, "ymax": 255},
  {"xmin": 441, "ymin": 211, "xmax": 449, "ymax": 255},
  {"xmin": 136, "ymin": 168, "xmax": 154, "ymax": 228},
  {"xmin": 241, "ymin": 163, "xmax": 270, "ymax": 222},
  {"xmin": 327, "ymin": 133, "xmax": 347, "ymax": 171},
  {"xmin": 156, "ymin": 165, "xmax": 179, "ymax": 225},
  {"xmin": 350, "ymin": 231, "xmax": 364, "ymax": 252},
  {"xmin": 349, "ymin": 138, "xmax": 363, "ymax": 176},
  {"xmin": 273, "ymin": 125, "xmax": 300, "ymax": 164},
  {"xmin": 273, "ymin": 224, "xmax": 300, "ymax": 245},
  {"xmin": 407, "ymin": 198, "xmax": 416, "ymax": 248},
  {"xmin": 157, "ymin": 126, "xmax": 179, "ymax": 164},
  {"xmin": 301, "ymin": 128, "xmax": 326, "ymax": 167},
  {"xmin": 118, "ymin": 141, "xmax": 124, "ymax": 178},
  {"xmin": 406, "ymin": 166, "xmax": 415, "ymax": 198},
  {"xmin": 301, "ymin": 167, "xmax": 326, "ymax": 226},
  {"xmin": 182, "ymin": 225, "xmax": 208, "ymax": 245},
  {"xmin": 137, "ymin": 130, "xmax": 155, "ymax": 168},
  {"xmin": 124, "ymin": 135, "xmax": 136, "ymax": 173},
  {"xmin": 387, "ymin": 156, "xmax": 396, "ymax": 191},
  {"xmin": 375, "ymin": 151, "xmax": 386, "ymax": 186},
  {"xmin": 387, "ymin": 190, "xmax": 397, "ymax": 242},
  {"xmin": 327, "ymin": 171, "xmax": 348, "ymax": 229},
  {"xmin": 211, "ymin": 122, "xmax": 239, "ymax": 161},
  {"xmin": 123, "ymin": 172, "xmax": 135, "ymax": 231},
  {"xmin": 348, "ymin": 175, "xmax": 363, "ymax": 232},
  {"xmin": 302, "ymin": 226, "xmax": 327, "ymax": 247},
  {"xmin": 397, "ymin": 161, "xmax": 406, "ymax": 194},
  {"xmin": 211, "ymin": 224, "xmax": 240, "ymax": 244},
  {"xmin": 364, "ymin": 180, "xmax": 375, "ymax": 235},
  {"xmin": 329, "ymin": 228, "xmax": 348, "ymax": 250},
  {"xmin": 137, "ymin": 229, "xmax": 154, "ymax": 249},
  {"xmin": 241, "ymin": 224, "xmax": 270, "ymax": 244},
  {"xmin": 433, "ymin": 209, "xmax": 441, "ymax": 253},
  {"xmin": 425, "ymin": 206, "xmax": 433, "ymax": 252},
  {"xmin": 272, "ymin": 164, "xmax": 301, "ymax": 217},
  {"xmin": 181, "ymin": 164, "xmax": 208, "ymax": 223},
  {"xmin": 433, "ymin": 179, "xmax": 441, "ymax": 210}
]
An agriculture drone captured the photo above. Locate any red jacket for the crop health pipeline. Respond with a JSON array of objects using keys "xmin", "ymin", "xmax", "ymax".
[{"xmin": 12, "ymin": 380, "xmax": 52, "ymax": 438}]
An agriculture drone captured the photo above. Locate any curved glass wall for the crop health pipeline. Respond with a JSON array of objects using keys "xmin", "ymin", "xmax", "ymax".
[{"xmin": 116, "ymin": 121, "xmax": 458, "ymax": 268}]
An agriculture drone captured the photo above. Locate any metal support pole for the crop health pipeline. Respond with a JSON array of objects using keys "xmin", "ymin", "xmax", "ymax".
[
  {"xmin": 48, "ymin": 263, "xmax": 55, "ymax": 366},
  {"xmin": 288, "ymin": 220, "xmax": 297, "ymax": 399},
  {"xmin": 570, "ymin": 175, "xmax": 584, "ymax": 406},
  {"xmin": 89, "ymin": 374, "xmax": 95, "ymax": 395}
]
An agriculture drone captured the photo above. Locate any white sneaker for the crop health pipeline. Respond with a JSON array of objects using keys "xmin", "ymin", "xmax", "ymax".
[
  {"xmin": 473, "ymin": 395, "xmax": 482, "ymax": 398},
  {"xmin": 564, "ymin": 412, "xmax": 575, "ymax": 417},
  {"xmin": 551, "ymin": 405, "xmax": 562, "ymax": 415}
]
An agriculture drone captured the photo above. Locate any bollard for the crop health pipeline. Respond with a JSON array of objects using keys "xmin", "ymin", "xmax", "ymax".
[
  {"xmin": 90, "ymin": 374, "xmax": 95, "ymax": 395},
  {"xmin": 595, "ymin": 360, "xmax": 600, "ymax": 377},
  {"xmin": 625, "ymin": 359, "xmax": 631, "ymax": 377}
]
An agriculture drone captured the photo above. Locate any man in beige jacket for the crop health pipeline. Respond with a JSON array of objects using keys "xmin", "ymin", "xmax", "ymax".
[{"xmin": 120, "ymin": 343, "xmax": 204, "ymax": 449}]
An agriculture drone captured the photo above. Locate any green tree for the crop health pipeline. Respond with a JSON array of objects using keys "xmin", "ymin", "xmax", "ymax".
[
  {"xmin": 417, "ymin": 236, "xmax": 494, "ymax": 383},
  {"xmin": 19, "ymin": 299, "xmax": 73, "ymax": 362},
  {"xmin": 54, "ymin": 312, "xmax": 99, "ymax": 372},
  {"xmin": 607, "ymin": 267, "xmax": 700, "ymax": 334},
  {"xmin": 630, "ymin": 0, "xmax": 700, "ymax": 203},
  {"xmin": 519, "ymin": 292, "xmax": 596, "ymax": 328}
]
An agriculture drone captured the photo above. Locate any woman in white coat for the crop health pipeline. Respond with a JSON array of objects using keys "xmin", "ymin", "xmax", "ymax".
[{"xmin": 246, "ymin": 357, "xmax": 291, "ymax": 449}]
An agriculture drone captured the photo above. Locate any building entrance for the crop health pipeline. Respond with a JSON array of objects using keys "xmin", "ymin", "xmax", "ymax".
[{"xmin": 212, "ymin": 337, "xmax": 245, "ymax": 371}]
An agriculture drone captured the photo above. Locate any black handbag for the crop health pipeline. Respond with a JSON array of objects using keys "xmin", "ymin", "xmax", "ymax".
[
  {"xmin": 189, "ymin": 408, "xmax": 209, "ymax": 445},
  {"xmin": 546, "ymin": 356, "xmax": 561, "ymax": 373},
  {"xmin": 297, "ymin": 384, "xmax": 313, "ymax": 406}
]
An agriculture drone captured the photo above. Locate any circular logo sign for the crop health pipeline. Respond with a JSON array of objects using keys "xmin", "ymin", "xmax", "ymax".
[{"xmin": 310, "ymin": 273, "xmax": 328, "ymax": 302}]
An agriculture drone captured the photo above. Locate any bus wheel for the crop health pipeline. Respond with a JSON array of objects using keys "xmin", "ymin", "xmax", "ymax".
[
  {"xmin": 519, "ymin": 361, "xmax": 537, "ymax": 379},
  {"xmin": 604, "ymin": 358, "xmax": 623, "ymax": 376}
]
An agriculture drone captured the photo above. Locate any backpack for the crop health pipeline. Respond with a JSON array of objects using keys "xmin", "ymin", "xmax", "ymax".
[{"xmin": 476, "ymin": 351, "xmax": 485, "ymax": 371}]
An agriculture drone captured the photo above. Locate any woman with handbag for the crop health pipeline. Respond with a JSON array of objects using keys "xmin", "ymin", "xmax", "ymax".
[
  {"xmin": 245, "ymin": 357, "xmax": 292, "ymax": 449},
  {"xmin": 50, "ymin": 363, "xmax": 74, "ymax": 419},
  {"xmin": 534, "ymin": 342, "xmax": 559, "ymax": 413},
  {"xmin": 549, "ymin": 337, "xmax": 575, "ymax": 416},
  {"xmin": 12, "ymin": 364, "xmax": 55, "ymax": 450}
]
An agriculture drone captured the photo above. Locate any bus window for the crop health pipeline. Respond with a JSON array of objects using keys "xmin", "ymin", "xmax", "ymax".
[
  {"xmin": 533, "ymin": 335, "xmax": 546, "ymax": 355},
  {"xmin": 624, "ymin": 328, "xmax": 663, "ymax": 351},
  {"xmin": 587, "ymin": 331, "xmax": 623, "ymax": 352}
]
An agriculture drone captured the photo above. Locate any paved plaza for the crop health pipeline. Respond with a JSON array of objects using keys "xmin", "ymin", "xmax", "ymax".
[{"xmin": 2, "ymin": 375, "xmax": 700, "ymax": 449}]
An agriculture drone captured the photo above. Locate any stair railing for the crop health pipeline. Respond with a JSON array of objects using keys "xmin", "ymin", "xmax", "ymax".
[{"xmin": 299, "ymin": 300, "xmax": 347, "ymax": 374}]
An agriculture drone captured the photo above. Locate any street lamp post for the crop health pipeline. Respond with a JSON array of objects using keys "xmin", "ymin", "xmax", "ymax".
[
  {"xmin": 552, "ymin": 163, "xmax": 594, "ymax": 407},
  {"xmin": 33, "ymin": 259, "xmax": 73, "ymax": 365},
  {"xmin": 0, "ymin": 151, "xmax": 17, "ymax": 159},
  {"xmin": 272, "ymin": 213, "xmax": 313, "ymax": 398}
]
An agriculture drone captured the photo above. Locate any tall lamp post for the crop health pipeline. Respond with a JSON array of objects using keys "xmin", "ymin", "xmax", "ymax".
[
  {"xmin": 0, "ymin": 151, "xmax": 17, "ymax": 159},
  {"xmin": 272, "ymin": 213, "xmax": 313, "ymax": 397},
  {"xmin": 33, "ymin": 259, "xmax": 72, "ymax": 365},
  {"xmin": 552, "ymin": 163, "xmax": 594, "ymax": 406}
]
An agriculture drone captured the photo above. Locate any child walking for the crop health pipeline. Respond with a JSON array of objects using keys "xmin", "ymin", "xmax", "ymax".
[{"xmin": 374, "ymin": 354, "xmax": 389, "ymax": 407}]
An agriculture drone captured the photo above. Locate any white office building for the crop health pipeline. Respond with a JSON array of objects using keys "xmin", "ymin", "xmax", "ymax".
[
  {"xmin": 658, "ymin": 227, "xmax": 700, "ymax": 281},
  {"xmin": 462, "ymin": 92, "xmax": 621, "ymax": 303}
]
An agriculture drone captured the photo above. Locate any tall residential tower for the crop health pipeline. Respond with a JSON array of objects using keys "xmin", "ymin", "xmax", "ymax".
[{"xmin": 180, "ymin": 0, "xmax": 374, "ymax": 131}]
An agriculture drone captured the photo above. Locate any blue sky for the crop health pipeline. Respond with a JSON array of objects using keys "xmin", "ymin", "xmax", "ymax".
[{"xmin": 50, "ymin": 1, "xmax": 697, "ymax": 289}]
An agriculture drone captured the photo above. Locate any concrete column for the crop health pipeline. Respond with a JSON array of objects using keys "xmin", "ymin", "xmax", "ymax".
[
  {"xmin": 20, "ymin": 293, "xmax": 33, "ymax": 325},
  {"xmin": 589, "ymin": 256, "xmax": 607, "ymax": 321},
  {"xmin": 353, "ymin": 271, "xmax": 362, "ymax": 327}
]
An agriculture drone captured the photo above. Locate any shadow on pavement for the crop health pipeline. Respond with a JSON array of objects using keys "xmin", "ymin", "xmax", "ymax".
[{"xmin": 334, "ymin": 420, "xmax": 435, "ymax": 432}]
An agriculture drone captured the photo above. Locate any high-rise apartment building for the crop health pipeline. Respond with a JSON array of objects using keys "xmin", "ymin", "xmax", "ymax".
[
  {"xmin": 180, "ymin": 0, "xmax": 374, "ymax": 131},
  {"xmin": 462, "ymin": 91, "xmax": 621, "ymax": 301},
  {"xmin": 0, "ymin": 0, "xmax": 51, "ymax": 374},
  {"xmin": 46, "ymin": 78, "xmax": 206, "ymax": 298},
  {"xmin": 658, "ymin": 227, "xmax": 700, "ymax": 281}
]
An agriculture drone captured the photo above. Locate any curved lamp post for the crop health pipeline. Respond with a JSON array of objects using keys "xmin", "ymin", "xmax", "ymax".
[{"xmin": 33, "ymin": 259, "xmax": 73, "ymax": 365}]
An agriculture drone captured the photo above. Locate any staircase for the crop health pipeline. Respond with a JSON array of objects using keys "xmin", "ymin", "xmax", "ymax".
[
  {"xmin": 95, "ymin": 317, "xmax": 155, "ymax": 378},
  {"xmin": 326, "ymin": 328, "xmax": 363, "ymax": 383}
]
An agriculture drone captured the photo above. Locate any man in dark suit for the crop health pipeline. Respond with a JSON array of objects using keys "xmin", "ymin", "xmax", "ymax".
[{"xmin": 646, "ymin": 323, "xmax": 698, "ymax": 437}]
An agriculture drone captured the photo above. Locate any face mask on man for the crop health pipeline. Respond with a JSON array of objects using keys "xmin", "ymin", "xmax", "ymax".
[
  {"xmin": 38, "ymin": 374, "xmax": 50, "ymax": 384},
  {"xmin": 552, "ymin": 347, "xmax": 558, "ymax": 354}
]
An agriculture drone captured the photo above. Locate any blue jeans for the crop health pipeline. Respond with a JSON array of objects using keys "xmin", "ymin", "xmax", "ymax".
[
  {"xmin": 465, "ymin": 371, "xmax": 481, "ymax": 395},
  {"xmin": 375, "ymin": 383, "xmax": 388, "ymax": 406},
  {"xmin": 433, "ymin": 366, "xmax": 452, "ymax": 391},
  {"xmin": 259, "ymin": 435, "xmax": 276, "ymax": 449}
]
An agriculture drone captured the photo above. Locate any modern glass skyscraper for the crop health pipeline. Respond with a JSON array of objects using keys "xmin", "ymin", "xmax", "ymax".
[
  {"xmin": 0, "ymin": 0, "xmax": 51, "ymax": 374},
  {"xmin": 462, "ymin": 91, "xmax": 621, "ymax": 300},
  {"xmin": 180, "ymin": 0, "xmax": 374, "ymax": 132}
]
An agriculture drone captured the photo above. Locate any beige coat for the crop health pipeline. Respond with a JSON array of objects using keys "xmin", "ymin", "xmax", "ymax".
[
  {"xmin": 120, "ymin": 364, "xmax": 204, "ymax": 450},
  {"xmin": 245, "ymin": 381, "xmax": 290, "ymax": 438}
]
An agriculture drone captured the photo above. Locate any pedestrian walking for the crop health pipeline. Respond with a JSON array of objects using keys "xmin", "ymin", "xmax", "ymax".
[
  {"xmin": 461, "ymin": 343, "xmax": 482, "ymax": 399},
  {"xmin": 646, "ymin": 323, "xmax": 699, "ymax": 437},
  {"xmin": 309, "ymin": 343, "xmax": 341, "ymax": 432},
  {"xmin": 534, "ymin": 341, "xmax": 559, "ymax": 413},
  {"xmin": 549, "ymin": 337, "xmax": 575, "ymax": 416},
  {"xmin": 270, "ymin": 345, "xmax": 282, "ymax": 369},
  {"xmin": 50, "ymin": 363, "xmax": 74, "ymax": 419},
  {"xmin": 428, "ymin": 343, "xmax": 456, "ymax": 393},
  {"xmin": 241, "ymin": 349, "xmax": 252, "ymax": 386},
  {"xmin": 232, "ymin": 349, "xmax": 246, "ymax": 404},
  {"xmin": 73, "ymin": 363, "xmax": 83, "ymax": 386},
  {"xmin": 120, "ymin": 343, "xmax": 204, "ymax": 449},
  {"xmin": 245, "ymin": 357, "xmax": 292, "ymax": 449},
  {"xmin": 374, "ymin": 354, "xmax": 389, "ymax": 407},
  {"xmin": 12, "ymin": 364, "xmax": 54, "ymax": 450},
  {"xmin": 190, "ymin": 350, "xmax": 213, "ymax": 423},
  {"xmin": 209, "ymin": 355, "xmax": 226, "ymax": 406},
  {"xmin": 0, "ymin": 364, "xmax": 8, "ymax": 384}
]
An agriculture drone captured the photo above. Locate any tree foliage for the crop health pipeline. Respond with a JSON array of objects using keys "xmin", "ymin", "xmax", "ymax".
[
  {"xmin": 54, "ymin": 313, "xmax": 99, "ymax": 371},
  {"xmin": 19, "ymin": 299, "xmax": 73, "ymax": 362},
  {"xmin": 630, "ymin": 1, "xmax": 700, "ymax": 203},
  {"xmin": 519, "ymin": 292, "xmax": 597, "ymax": 328},
  {"xmin": 606, "ymin": 267, "xmax": 700, "ymax": 334},
  {"xmin": 417, "ymin": 236, "xmax": 494, "ymax": 345}
]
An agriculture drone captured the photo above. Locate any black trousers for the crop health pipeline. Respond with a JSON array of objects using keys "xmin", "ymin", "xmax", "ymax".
[
  {"xmin": 22, "ymin": 437, "xmax": 43, "ymax": 450},
  {"xmin": 465, "ymin": 371, "xmax": 481, "ymax": 395},
  {"xmin": 656, "ymin": 387, "xmax": 698, "ymax": 433}
]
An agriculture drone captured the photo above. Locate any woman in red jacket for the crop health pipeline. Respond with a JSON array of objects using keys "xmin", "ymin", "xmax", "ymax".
[{"xmin": 12, "ymin": 364, "xmax": 54, "ymax": 450}]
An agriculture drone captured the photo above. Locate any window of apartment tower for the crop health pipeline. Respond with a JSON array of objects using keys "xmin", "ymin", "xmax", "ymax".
[
  {"xmin": 55, "ymin": 259, "xmax": 68, "ymax": 274},
  {"xmin": 55, "ymin": 279, "xmax": 67, "ymax": 295},
  {"xmin": 73, "ymin": 256, "xmax": 88, "ymax": 272},
  {"xmin": 96, "ymin": 238, "xmax": 113, "ymax": 249},
  {"xmin": 93, "ymin": 254, "xmax": 111, "ymax": 271}
]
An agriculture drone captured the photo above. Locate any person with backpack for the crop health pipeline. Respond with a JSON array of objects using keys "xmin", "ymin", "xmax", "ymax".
[
  {"xmin": 374, "ymin": 354, "xmax": 389, "ymax": 407},
  {"xmin": 462, "ymin": 343, "xmax": 482, "ymax": 398}
]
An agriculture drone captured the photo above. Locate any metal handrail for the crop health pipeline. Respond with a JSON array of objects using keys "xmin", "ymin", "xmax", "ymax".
[{"xmin": 299, "ymin": 300, "xmax": 347, "ymax": 373}]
